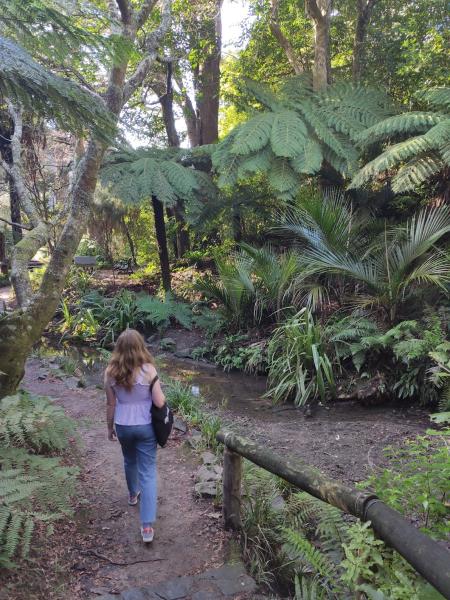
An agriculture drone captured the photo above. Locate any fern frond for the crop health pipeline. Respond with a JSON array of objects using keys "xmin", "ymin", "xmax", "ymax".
[
  {"xmin": 357, "ymin": 112, "xmax": 445, "ymax": 146},
  {"xmin": 270, "ymin": 110, "xmax": 307, "ymax": 158},
  {"xmin": 416, "ymin": 87, "xmax": 450, "ymax": 111},
  {"xmin": 392, "ymin": 154, "xmax": 444, "ymax": 193},
  {"xmin": 231, "ymin": 112, "xmax": 274, "ymax": 155},
  {"xmin": 283, "ymin": 527, "xmax": 338, "ymax": 584},
  {"xmin": 268, "ymin": 158, "xmax": 299, "ymax": 193},
  {"xmin": 0, "ymin": 37, "xmax": 115, "ymax": 142},
  {"xmin": 0, "ymin": 392, "xmax": 76, "ymax": 453}
]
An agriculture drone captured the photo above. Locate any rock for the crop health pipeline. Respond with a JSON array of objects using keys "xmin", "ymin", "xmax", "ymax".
[
  {"xmin": 196, "ymin": 464, "xmax": 221, "ymax": 483},
  {"xmin": 77, "ymin": 377, "xmax": 87, "ymax": 388},
  {"xmin": 174, "ymin": 349, "xmax": 194, "ymax": 359},
  {"xmin": 186, "ymin": 429, "xmax": 202, "ymax": 448},
  {"xmin": 194, "ymin": 480, "xmax": 218, "ymax": 497},
  {"xmin": 201, "ymin": 451, "xmax": 216, "ymax": 465},
  {"xmin": 152, "ymin": 577, "xmax": 193, "ymax": 600},
  {"xmin": 146, "ymin": 333, "xmax": 159, "ymax": 344},
  {"xmin": 270, "ymin": 495, "xmax": 286, "ymax": 512},
  {"xmin": 159, "ymin": 337, "xmax": 177, "ymax": 352},
  {"xmin": 173, "ymin": 417, "xmax": 188, "ymax": 433}
]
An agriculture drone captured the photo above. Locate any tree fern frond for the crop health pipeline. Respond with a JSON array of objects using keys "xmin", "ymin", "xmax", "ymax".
[
  {"xmin": 270, "ymin": 110, "xmax": 307, "ymax": 158},
  {"xmin": 237, "ymin": 146, "xmax": 273, "ymax": 177},
  {"xmin": 416, "ymin": 87, "xmax": 450, "ymax": 111},
  {"xmin": 0, "ymin": 37, "xmax": 115, "ymax": 142},
  {"xmin": 392, "ymin": 154, "xmax": 444, "ymax": 193},
  {"xmin": 350, "ymin": 136, "xmax": 432, "ymax": 188},
  {"xmin": 244, "ymin": 79, "xmax": 282, "ymax": 111},
  {"xmin": 356, "ymin": 112, "xmax": 445, "ymax": 146},
  {"xmin": 291, "ymin": 139, "xmax": 323, "ymax": 175},
  {"xmin": 231, "ymin": 112, "xmax": 274, "ymax": 155},
  {"xmin": 268, "ymin": 158, "xmax": 299, "ymax": 193}
]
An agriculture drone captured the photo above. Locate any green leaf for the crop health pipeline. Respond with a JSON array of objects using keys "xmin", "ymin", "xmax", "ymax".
[{"xmin": 270, "ymin": 110, "xmax": 307, "ymax": 158}]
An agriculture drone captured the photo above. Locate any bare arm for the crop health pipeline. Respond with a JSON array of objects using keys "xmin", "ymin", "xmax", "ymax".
[
  {"xmin": 104, "ymin": 375, "xmax": 117, "ymax": 441},
  {"xmin": 145, "ymin": 364, "xmax": 166, "ymax": 408}
]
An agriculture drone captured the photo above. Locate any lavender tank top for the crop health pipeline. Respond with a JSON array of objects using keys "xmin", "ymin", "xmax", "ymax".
[{"xmin": 112, "ymin": 367, "xmax": 153, "ymax": 426}]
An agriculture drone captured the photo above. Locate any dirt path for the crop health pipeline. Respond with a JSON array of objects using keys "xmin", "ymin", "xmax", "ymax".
[{"xmin": 1, "ymin": 360, "xmax": 237, "ymax": 600}]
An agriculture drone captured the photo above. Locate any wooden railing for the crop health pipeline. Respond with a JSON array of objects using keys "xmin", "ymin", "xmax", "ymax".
[{"xmin": 217, "ymin": 430, "xmax": 450, "ymax": 599}]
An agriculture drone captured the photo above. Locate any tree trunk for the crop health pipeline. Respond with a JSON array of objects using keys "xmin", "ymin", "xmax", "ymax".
[
  {"xmin": 269, "ymin": 0, "xmax": 304, "ymax": 75},
  {"xmin": 157, "ymin": 64, "xmax": 191, "ymax": 258},
  {"xmin": 197, "ymin": 0, "xmax": 222, "ymax": 144},
  {"xmin": 9, "ymin": 179, "xmax": 23, "ymax": 245},
  {"xmin": 0, "ymin": 232, "xmax": 6, "ymax": 273},
  {"xmin": 151, "ymin": 196, "xmax": 171, "ymax": 292},
  {"xmin": 232, "ymin": 203, "xmax": 242, "ymax": 243},
  {"xmin": 352, "ymin": 0, "xmax": 377, "ymax": 82},
  {"xmin": 174, "ymin": 203, "xmax": 190, "ymax": 256},
  {"xmin": 305, "ymin": 0, "xmax": 331, "ymax": 91},
  {"xmin": 123, "ymin": 218, "xmax": 137, "ymax": 266},
  {"xmin": 0, "ymin": 0, "xmax": 173, "ymax": 398}
]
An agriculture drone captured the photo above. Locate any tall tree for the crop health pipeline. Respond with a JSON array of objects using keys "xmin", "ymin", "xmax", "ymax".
[
  {"xmin": 352, "ymin": 0, "xmax": 378, "ymax": 82},
  {"xmin": 0, "ymin": 0, "xmax": 173, "ymax": 397},
  {"xmin": 305, "ymin": 0, "xmax": 331, "ymax": 90}
]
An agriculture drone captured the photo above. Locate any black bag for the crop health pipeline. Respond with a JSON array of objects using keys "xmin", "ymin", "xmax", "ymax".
[{"xmin": 150, "ymin": 375, "xmax": 173, "ymax": 447}]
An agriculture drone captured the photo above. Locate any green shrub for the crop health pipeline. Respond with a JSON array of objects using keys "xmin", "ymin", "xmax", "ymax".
[
  {"xmin": 363, "ymin": 428, "xmax": 450, "ymax": 539},
  {"xmin": 60, "ymin": 290, "xmax": 194, "ymax": 345},
  {"xmin": 266, "ymin": 308, "xmax": 335, "ymax": 406}
]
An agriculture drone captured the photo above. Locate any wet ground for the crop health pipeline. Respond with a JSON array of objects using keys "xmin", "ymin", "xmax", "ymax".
[{"xmin": 157, "ymin": 354, "xmax": 430, "ymax": 486}]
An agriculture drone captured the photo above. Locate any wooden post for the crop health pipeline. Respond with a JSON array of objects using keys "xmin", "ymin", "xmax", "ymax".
[{"xmin": 222, "ymin": 446, "xmax": 242, "ymax": 530}]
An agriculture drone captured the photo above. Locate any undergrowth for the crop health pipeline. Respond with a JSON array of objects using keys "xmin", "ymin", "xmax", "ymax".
[{"xmin": 0, "ymin": 392, "xmax": 78, "ymax": 567}]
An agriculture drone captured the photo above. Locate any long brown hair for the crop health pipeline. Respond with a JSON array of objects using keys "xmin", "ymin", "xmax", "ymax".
[{"xmin": 106, "ymin": 329, "xmax": 154, "ymax": 390}]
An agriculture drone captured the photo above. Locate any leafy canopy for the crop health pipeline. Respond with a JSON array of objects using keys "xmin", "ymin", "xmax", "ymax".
[
  {"xmin": 212, "ymin": 76, "xmax": 394, "ymax": 198},
  {"xmin": 351, "ymin": 87, "xmax": 450, "ymax": 193},
  {"xmin": 101, "ymin": 147, "xmax": 216, "ymax": 207}
]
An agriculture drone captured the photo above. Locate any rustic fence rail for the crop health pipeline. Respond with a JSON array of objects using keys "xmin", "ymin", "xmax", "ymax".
[{"xmin": 216, "ymin": 430, "xmax": 450, "ymax": 599}]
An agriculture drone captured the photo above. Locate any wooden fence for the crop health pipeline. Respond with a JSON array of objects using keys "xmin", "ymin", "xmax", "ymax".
[{"xmin": 217, "ymin": 430, "xmax": 450, "ymax": 599}]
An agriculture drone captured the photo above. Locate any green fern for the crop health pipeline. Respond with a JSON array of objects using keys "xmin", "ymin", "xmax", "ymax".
[
  {"xmin": 351, "ymin": 87, "xmax": 450, "ymax": 193},
  {"xmin": 0, "ymin": 448, "xmax": 78, "ymax": 565},
  {"xmin": 283, "ymin": 527, "xmax": 340, "ymax": 591},
  {"xmin": 136, "ymin": 293, "xmax": 193, "ymax": 330},
  {"xmin": 101, "ymin": 148, "xmax": 213, "ymax": 207},
  {"xmin": 212, "ymin": 78, "xmax": 394, "ymax": 198},
  {"xmin": 294, "ymin": 574, "xmax": 327, "ymax": 599},
  {"xmin": 0, "ymin": 392, "xmax": 76, "ymax": 453}
]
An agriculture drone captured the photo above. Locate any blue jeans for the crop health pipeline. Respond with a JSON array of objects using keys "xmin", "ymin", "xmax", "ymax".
[{"xmin": 115, "ymin": 424, "xmax": 157, "ymax": 525}]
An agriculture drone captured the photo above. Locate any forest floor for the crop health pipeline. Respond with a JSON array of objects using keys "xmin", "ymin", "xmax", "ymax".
[
  {"xmin": 0, "ymin": 360, "xmax": 248, "ymax": 600},
  {"xmin": 159, "ymin": 350, "xmax": 430, "ymax": 487}
]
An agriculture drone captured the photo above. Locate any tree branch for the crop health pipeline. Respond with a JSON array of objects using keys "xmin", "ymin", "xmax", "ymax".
[
  {"xmin": 115, "ymin": 0, "xmax": 132, "ymax": 24},
  {"xmin": 0, "ymin": 216, "xmax": 32, "ymax": 231},
  {"xmin": 123, "ymin": 0, "xmax": 172, "ymax": 103},
  {"xmin": 136, "ymin": 0, "xmax": 159, "ymax": 31},
  {"xmin": 270, "ymin": 0, "xmax": 303, "ymax": 74}
]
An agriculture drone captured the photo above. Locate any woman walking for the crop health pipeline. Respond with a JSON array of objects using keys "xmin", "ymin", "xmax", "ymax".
[{"xmin": 104, "ymin": 329, "xmax": 166, "ymax": 543}]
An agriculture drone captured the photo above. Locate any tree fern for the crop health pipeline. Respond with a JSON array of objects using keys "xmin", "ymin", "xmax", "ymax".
[
  {"xmin": 270, "ymin": 110, "xmax": 307, "ymax": 158},
  {"xmin": 231, "ymin": 113, "xmax": 275, "ymax": 155},
  {"xmin": 211, "ymin": 78, "xmax": 394, "ymax": 198},
  {"xmin": 101, "ymin": 148, "xmax": 214, "ymax": 207},
  {"xmin": 135, "ymin": 293, "xmax": 193, "ymax": 330},
  {"xmin": 351, "ymin": 87, "xmax": 450, "ymax": 193},
  {"xmin": 0, "ymin": 37, "xmax": 115, "ymax": 142},
  {"xmin": 0, "ymin": 392, "xmax": 76, "ymax": 454}
]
